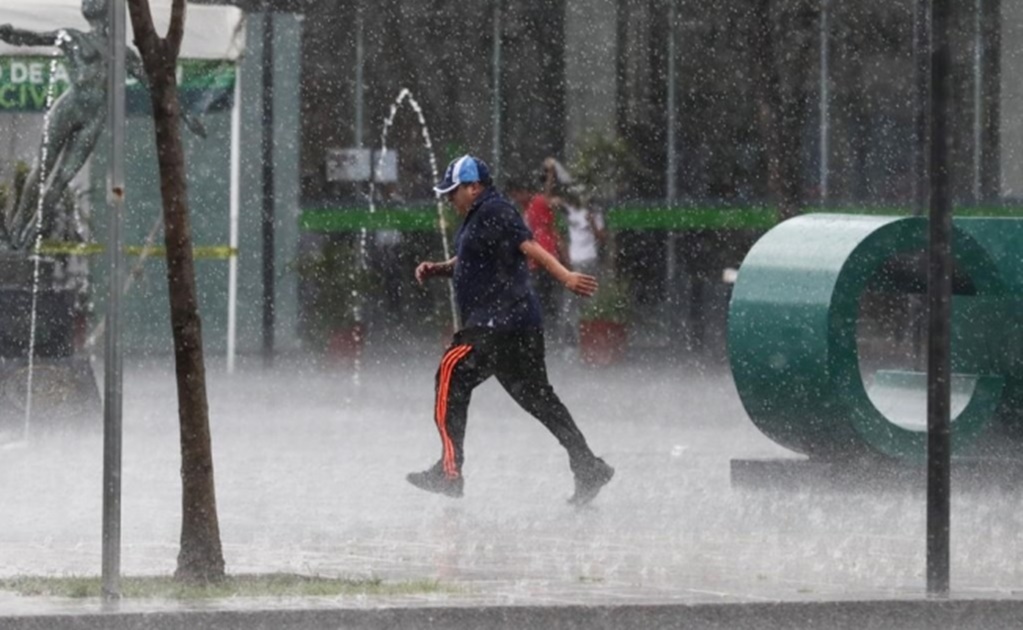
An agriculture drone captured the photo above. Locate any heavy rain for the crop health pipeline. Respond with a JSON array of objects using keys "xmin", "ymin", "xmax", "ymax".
[{"xmin": 1, "ymin": 1, "xmax": 1023, "ymax": 629}]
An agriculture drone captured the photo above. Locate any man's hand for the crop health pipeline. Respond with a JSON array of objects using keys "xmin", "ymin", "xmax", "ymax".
[
  {"xmin": 565, "ymin": 272, "xmax": 598, "ymax": 297},
  {"xmin": 415, "ymin": 260, "xmax": 451, "ymax": 284}
]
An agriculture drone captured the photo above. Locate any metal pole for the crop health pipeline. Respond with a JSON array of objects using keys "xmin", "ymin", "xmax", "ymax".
[
  {"xmin": 665, "ymin": 0, "xmax": 680, "ymax": 349},
  {"xmin": 978, "ymin": 0, "xmax": 1001, "ymax": 202},
  {"xmin": 666, "ymin": 0, "xmax": 677, "ymax": 202},
  {"xmin": 912, "ymin": 0, "xmax": 931, "ymax": 374},
  {"xmin": 927, "ymin": 0, "xmax": 952, "ymax": 598},
  {"xmin": 819, "ymin": 0, "xmax": 830, "ymax": 202},
  {"xmin": 914, "ymin": 0, "xmax": 931, "ymax": 216},
  {"xmin": 354, "ymin": 2, "xmax": 364, "ymax": 148},
  {"xmin": 972, "ymin": 0, "xmax": 983, "ymax": 202},
  {"xmin": 491, "ymin": 0, "xmax": 502, "ymax": 179},
  {"xmin": 261, "ymin": 7, "xmax": 276, "ymax": 365},
  {"xmin": 227, "ymin": 67, "xmax": 241, "ymax": 374},
  {"xmin": 102, "ymin": 0, "xmax": 126, "ymax": 603}
]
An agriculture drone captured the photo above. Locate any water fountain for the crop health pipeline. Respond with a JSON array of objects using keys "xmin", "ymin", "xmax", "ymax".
[
  {"xmin": 367, "ymin": 87, "xmax": 458, "ymax": 330},
  {"xmin": 20, "ymin": 47, "xmax": 65, "ymax": 440},
  {"xmin": 326, "ymin": 88, "xmax": 456, "ymax": 385},
  {"xmin": 0, "ymin": 2, "xmax": 116, "ymax": 441}
]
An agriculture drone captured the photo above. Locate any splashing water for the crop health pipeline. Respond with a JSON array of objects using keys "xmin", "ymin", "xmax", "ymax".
[
  {"xmin": 22, "ymin": 34, "xmax": 68, "ymax": 441},
  {"xmin": 367, "ymin": 88, "xmax": 458, "ymax": 326},
  {"xmin": 345, "ymin": 89, "xmax": 457, "ymax": 386}
]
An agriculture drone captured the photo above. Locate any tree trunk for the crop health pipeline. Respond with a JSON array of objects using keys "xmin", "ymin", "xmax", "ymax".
[{"xmin": 127, "ymin": 0, "xmax": 225, "ymax": 583}]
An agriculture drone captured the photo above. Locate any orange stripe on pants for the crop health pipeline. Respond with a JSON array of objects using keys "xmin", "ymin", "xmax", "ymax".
[{"xmin": 436, "ymin": 344, "xmax": 472, "ymax": 478}]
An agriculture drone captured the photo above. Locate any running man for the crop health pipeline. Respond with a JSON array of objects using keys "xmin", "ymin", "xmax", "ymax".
[{"xmin": 408, "ymin": 155, "xmax": 614, "ymax": 505}]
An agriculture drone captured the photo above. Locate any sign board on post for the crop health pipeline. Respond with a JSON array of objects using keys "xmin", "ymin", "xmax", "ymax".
[
  {"xmin": 326, "ymin": 148, "xmax": 370, "ymax": 182},
  {"xmin": 325, "ymin": 147, "xmax": 398, "ymax": 183}
]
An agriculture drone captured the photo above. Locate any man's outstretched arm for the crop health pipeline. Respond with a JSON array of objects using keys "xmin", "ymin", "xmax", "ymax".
[{"xmin": 520, "ymin": 240, "xmax": 597, "ymax": 297}]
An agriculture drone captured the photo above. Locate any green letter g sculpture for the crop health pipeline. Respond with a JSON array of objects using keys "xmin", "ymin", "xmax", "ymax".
[{"xmin": 727, "ymin": 214, "xmax": 1022, "ymax": 461}]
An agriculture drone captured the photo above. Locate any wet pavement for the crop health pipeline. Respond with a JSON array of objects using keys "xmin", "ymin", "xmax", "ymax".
[{"xmin": 3, "ymin": 344, "xmax": 1023, "ymax": 616}]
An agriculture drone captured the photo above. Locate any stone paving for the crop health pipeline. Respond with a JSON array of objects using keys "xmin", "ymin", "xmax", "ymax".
[{"xmin": 3, "ymin": 346, "xmax": 1023, "ymax": 615}]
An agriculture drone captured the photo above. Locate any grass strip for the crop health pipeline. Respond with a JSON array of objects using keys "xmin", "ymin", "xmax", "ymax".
[{"xmin": 0, "ymin": 573, "xmax": 452, "ymax": 600}]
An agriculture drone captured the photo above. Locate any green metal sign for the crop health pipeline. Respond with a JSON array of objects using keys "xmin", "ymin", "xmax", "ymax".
[{"xmin": 0, "ymin": 57, "xmax": 235, "ymax": 113}]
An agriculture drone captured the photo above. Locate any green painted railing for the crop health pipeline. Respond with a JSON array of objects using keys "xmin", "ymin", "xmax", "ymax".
[
  {"xmin": 299, "ymin": 204, "xmax": 1023, "ymax": 233},
  {"xmin": 300, "ymin": 206, "xmax": 454, "ymax": 232}
]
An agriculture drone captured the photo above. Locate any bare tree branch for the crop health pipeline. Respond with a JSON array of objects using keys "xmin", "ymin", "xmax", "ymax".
[
  {"xmin": 126, "ymin": 0, "xmax": 158, "ymax": 61},
  {"xmin": 167, "ymin": 0, "xmax": 186, "ymax": 56}
]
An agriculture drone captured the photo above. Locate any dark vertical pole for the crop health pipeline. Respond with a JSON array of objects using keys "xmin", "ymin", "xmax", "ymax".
[
  {"xmin": 666, "ymin": 0, "xmax": 677, "ymax": 202},
  {"xmin": 354, "ymin": 1, "xmax": 364, "ymax": 148},
  {"xmin": 913, "ymin": 0, "xmax": 931, "ymax": 216},
  {"xmin": 970, "ymin": 0, "xmax": 984, "ymax": 203},
  {"xmin": 911, "ymin": 0, "xmax": 932, "ymax": 373},
  {"xmin": 819, "ymin": 0, "xmax": 830, "ymax": 202},
  {"xmin": 102, "ymin": 0, "xmax": 126, "ymax": 604},
  {"xmin": 261, "ymin": 6, "xmax": 276, "ymax": 365},
  {"xmin": 927, "ymin": 0, "xmax": 952, "ymax": 598},
  {"xmin": 980, "ymin": 0, "xmax": 1001, "ymax": 201},
  {"xmin": 665, "ymin": 0, "xmax": 679, "ymax": 350},
  {"xmin": 491, "ymin": 0, "xmax": 502, "ymax": 181}
]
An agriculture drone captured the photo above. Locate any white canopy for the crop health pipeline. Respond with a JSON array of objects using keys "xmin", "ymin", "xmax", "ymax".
[{"xmin": 0, "ymin": 1, "xmax": 245, "ymax": 60}]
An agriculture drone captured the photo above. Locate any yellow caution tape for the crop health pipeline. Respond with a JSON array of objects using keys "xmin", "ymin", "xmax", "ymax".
[
  {"xmin": 124, "ymin": 245, "xmax": 238, "ymax": 260},
  {"xmin": 35, "ymin": 242, "xmax": 237, "ymax": 259},
  {"xmin": 36, "ymin": 242, "xmax": 105, "ymax": 256}
]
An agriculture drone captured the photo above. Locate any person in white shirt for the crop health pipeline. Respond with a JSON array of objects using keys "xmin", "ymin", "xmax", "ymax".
[
  {"xmin": 559, "ymin": 188, "xmax": 606, "ymax": 344},
  {"xmin": 564, "ymin": 201, "xmax": 605, "ymax": 273}
]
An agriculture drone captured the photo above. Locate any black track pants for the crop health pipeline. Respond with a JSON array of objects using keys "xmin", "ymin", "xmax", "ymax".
[{"xmin": 432, "ymin": 327, "xmax": 596, "ymax": 479}]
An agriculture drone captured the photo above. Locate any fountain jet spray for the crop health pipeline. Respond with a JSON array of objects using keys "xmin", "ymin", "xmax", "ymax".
[
  {"xmin": 367, "ymin": 88, "xmax": 458, "ymax": 330},
  {"xmin": 23, "ymin": 35, "xmax": 68, "ymax": 442}
]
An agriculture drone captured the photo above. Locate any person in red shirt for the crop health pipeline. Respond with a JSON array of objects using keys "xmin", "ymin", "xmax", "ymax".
[
  {"xmin": 509, "ymin": 163, "xmax": 566, "ymax": 334},
  {"xmin": 525, "ymin": 194, "xmax": 562, "ymax": 264}
]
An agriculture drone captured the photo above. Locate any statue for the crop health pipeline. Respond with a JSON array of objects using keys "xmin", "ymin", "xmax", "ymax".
[
  {"xmin": 0, "ymin": 0, "xmax": 205, "ymax": 250},
  {"xmin": 0, "ymin": 0, "xmax": 207, "ymax": 434}
]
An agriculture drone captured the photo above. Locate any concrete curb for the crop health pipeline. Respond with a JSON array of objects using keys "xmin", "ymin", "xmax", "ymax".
[{"xmin": 4, "ymin": 599, "xmax": 1023, "ymax": 630}]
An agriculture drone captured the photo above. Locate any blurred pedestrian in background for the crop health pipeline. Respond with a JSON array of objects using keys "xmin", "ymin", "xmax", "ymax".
[
  {"xmin": 559, "ymin": 184, "xmax": 607, "ymax": 345},
  {"xmin": 519, "ymin": 161, "xmax": 566, "ymax": 336}
]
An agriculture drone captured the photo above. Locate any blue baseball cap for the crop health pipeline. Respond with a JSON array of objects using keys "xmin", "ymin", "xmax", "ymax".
[{"xmin": 433, "ymin": 155, "xmax": 491, "ymax": 195}]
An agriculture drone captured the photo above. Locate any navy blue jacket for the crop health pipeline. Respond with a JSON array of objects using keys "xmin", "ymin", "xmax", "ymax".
[{"xmin": 453, "ymin": 187, "xmax": 543, "ymax": 331}]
